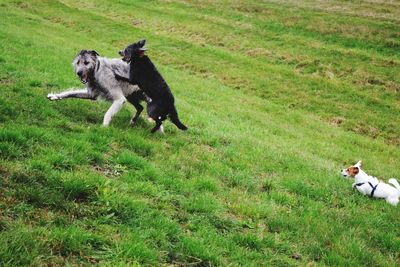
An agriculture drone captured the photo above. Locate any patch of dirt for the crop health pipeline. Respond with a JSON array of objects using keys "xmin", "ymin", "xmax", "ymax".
[
  {"xmin": 47, "ymin": 17, "xmax": 76, "ymax": 28},
  {"xmin": 367, "ymin": 78, "xmax": 385, "ymax": 86},
  {"xmin": 328, "ymin": 117, "xmax": 345, "ymax": 127},
  {"xmin": 92, "ymin": 164, "xmax": 127, "ymax": 178},
  {"xmin": 131, "ymin": 19, "xmax": 142, "ymax": 26},
  {"xmin": 291, "ymin": 253, "xmax": 302, "ymax": 260},
  {"xmin": 353, "ymin": 123, "xmax": 381, "ymax": 139},
  {"xmin": 16, "ymin": 2, "xmax": 31, "ymax": 9},
  {"xmin": 246, "ymin": 48, "xmax": 273, "ymax": 57},
  {"xmin": 0, "ymin": 78, "xmax": 13, "ymax": 85}
]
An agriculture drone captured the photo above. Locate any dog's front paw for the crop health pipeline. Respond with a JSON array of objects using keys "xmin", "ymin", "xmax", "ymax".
[{"xmin": 47, "ymin": 93, "xmax": 61, "ymax": 101}]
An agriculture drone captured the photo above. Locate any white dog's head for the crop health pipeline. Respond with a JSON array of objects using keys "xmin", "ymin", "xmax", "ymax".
[
  {"xmin": 341, "ymin": 161, "xmax": 362, "ymax": 178},
  {"xmin": 72, "ymin": 50, "xmax": 99, "ymax": 84}
]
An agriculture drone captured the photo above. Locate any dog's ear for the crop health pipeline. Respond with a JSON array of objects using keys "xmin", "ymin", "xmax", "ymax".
[
  {"xmin": 138, "ymin": 39, "xmax": 146, "ymax": 47},
  {"xmin": 77, "ymin": 50, "xmax": 87, "ymax": 56},
  {"xmin": 348, "ymin": 166, "xmax": 359, "ymax": 176},
  {"xmin": 90, "ymin": 50, "xmax": 99, "ymax": 57}
]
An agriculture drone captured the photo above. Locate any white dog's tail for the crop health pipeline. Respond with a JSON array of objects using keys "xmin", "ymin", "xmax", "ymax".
[{"xmin": 388, "ymin": 178, "xmax": 400, "ymax": 192}]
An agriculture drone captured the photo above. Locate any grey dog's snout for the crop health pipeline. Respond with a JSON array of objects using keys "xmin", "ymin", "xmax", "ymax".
[
  {"xmin": 77, "ymin": 70, "xmax": 83, "ymax": 77},
  {"xmin": 119, "ymin": 50, "xmax": 124, "ymax": 56}
]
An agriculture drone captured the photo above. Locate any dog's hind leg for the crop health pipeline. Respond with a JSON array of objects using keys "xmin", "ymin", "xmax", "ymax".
[
  {"xmin": 146, "ymin": 102, "xmax": 164, "ymax": 134},
  {"xmin": 103, "ymin": 97, "xmax": 126, "ymax": 126},
  {"xmin": 388, "ymin": 178, "xmax": 400, "ymax": 192},
  {"xmin": 169, "ymin": 105, "xmax": 188, "ymax": 131},
  {"xmin": 126, "ymin": 93, "xmax": 144, "ymax": 126},
  {"xmin": 47, "ymin": 89, "xmax": 95, "ymax": 101},
  {"xmin": 150, "ymin": 119, "xmax": 163, "ymax": 134},
  {"xmin": 386, "ymin": 197, "xmax": 399, "ymax": 206}
]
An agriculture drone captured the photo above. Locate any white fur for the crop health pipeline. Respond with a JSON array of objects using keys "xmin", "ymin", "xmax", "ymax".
[
  {"xmin": 102, "ymin": 98, "xmax": 126, "ymax": 126},
  {"xmin": 158, "ymin": 124, "xmax": 164, "ymax": 134},
  {"xmin": 47, "ymin": 89, "xmax": 90, "ymax": 100},
  {"xmin": 341, "ymin": 161, "xmax": 400, "ymax": 206}
]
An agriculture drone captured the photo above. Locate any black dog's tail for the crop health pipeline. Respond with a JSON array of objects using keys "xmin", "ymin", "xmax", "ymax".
[{"xmin": 169, "ymin": 105, "xmax": 188, "ymax": 131}]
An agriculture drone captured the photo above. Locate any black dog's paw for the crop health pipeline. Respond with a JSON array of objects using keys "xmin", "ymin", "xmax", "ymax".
[
  {"xmin": 129, "ymin": 119, "xmax": 137, "ymax": 127},
  {"xmin": 150, "ymin": 127, "xmax": 158, "ymax": 133},
  {"xmin": 114, "ymin": 73, "xmax": 123, "ymax": 80},
  {"xmin": 114, "ymin": 73, "xmax": 130, "ymax": 83}
]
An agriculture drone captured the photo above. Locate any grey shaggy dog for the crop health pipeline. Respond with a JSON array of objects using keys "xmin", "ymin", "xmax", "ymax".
[{"xmin": 47, "ymin": 50, "xmax": 150, "ymax": 127}]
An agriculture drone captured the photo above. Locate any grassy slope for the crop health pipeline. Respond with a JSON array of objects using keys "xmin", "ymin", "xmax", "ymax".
[{"xmin": 0, "ymin": 0, "xmax": 399, "ymax": 266}]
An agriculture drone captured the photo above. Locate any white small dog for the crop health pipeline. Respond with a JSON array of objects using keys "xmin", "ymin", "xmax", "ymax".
[{"xmin": 341, "ymin": 161, "xmax": 400, "ymax": 206}]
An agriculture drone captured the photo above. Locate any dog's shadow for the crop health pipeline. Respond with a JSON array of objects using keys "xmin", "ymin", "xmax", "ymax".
[
  {"xmin": 53, "ymin": 101, "xmax": 103, "ymax": 125},
  {"xmin": 111, "ymin": 113, "xmax": 181, "ymax": 136}
]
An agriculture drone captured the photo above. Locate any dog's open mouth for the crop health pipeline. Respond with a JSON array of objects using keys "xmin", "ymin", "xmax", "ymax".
[
  {"xmin": 121, "ymin": 56, "xmax": 131, "ymax": 63},
  {"xmin": 118, "ymin": 51, "xmax": 131, "ymax": 63},
  {"xmin": 79, "ymin": 74, "xmax": 88, "ymax": 84}
]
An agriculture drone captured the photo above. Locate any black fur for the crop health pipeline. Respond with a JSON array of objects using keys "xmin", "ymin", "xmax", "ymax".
[
  {"xmin": 126, "ymin": 90, "xmax": 147, "ymax": 125},
  {"xmin": 115, "ymin": 39, "xmax": 188, "ymax": 133}
]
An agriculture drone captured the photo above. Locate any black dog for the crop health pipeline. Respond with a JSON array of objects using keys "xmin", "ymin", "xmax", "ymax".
[{"xmin": 114, "ymin": 39, "xmax": 188, "ymax": 133}]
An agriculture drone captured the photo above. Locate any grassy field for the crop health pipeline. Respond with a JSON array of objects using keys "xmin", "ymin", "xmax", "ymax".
[{"xmin": 0, "ymin": 0, "xmax": 399, "ymax": 266}]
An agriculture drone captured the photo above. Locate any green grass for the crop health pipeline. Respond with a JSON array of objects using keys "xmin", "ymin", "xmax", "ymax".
[{"xmin": 0, "ymin": 0, "xmax": 399, "ymax": 266}]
